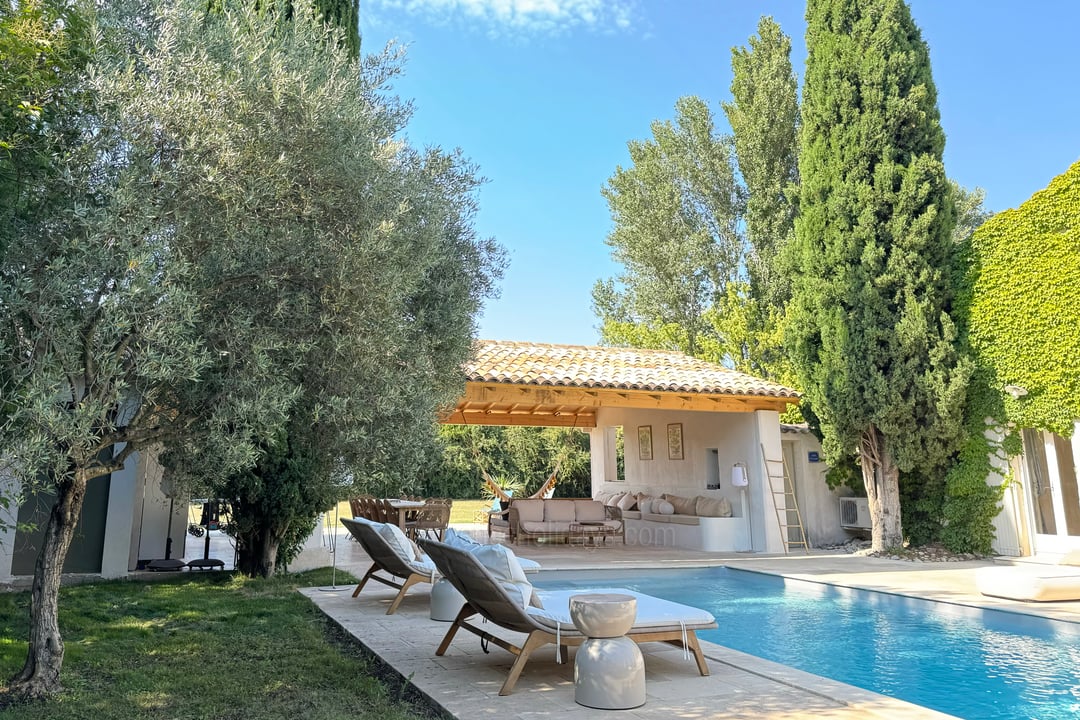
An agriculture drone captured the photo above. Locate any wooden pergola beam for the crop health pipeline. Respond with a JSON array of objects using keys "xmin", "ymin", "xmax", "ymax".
[{"xmin": 439, "ymin": 382, "xmax": 796, "ymax": 428}]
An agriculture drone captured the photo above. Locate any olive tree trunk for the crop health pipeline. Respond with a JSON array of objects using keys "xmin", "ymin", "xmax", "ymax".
[
  {"xmin": 235, "ymin": 525, "xmax": 282, "ymax": 579},
  {"xmin": 860, "ymin": 426, "xmax": 904, "ymax": 551},
  {"xmin": 7, "ymin": 469, "xmax": 89, "ymax": 699}
]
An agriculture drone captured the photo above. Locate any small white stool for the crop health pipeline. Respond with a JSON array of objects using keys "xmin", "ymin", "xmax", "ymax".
[
  {"xmin": 429, "ymin": 578, "xmax": 466, "ymax": 621},
  {"xmin": 569, "ymin": 593, "xmax": 645, "ymax": 709}
]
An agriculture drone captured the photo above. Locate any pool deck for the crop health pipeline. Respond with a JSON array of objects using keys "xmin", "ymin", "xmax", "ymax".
[{"xmin": 294, "ymin": 525, "xmax": 1079, "ymax": 720}]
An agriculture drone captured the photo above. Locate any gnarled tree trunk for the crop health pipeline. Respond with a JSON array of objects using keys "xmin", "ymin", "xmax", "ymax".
[
  {"xmin": 860, "ymin": 426, "xmax": 903, "ymax": 552},
  {"xmin": 7, "ymin": 469, "xmax": 89, "ymax": 699},
  {"xmin": 235, "ymin": 525, "xmax": 281, "ymax": 579}
]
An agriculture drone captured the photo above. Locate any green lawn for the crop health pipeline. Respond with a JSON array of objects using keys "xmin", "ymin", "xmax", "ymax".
[
  {"xmin": 332, "ymin": 498, "xmax": 489, "ymax": 525},
  {"xmin": 448, "ymin": 498, "xmax": 490, "ymax": 524},
  {"xmin": 0, "ymin": 569, "xmax": 438, "ymax": 720}
]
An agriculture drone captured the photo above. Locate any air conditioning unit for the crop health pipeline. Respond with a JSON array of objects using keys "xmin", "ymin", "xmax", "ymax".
[{"xmin": 839, "ymin": 497, "xmax": 872, "ymax": 530}]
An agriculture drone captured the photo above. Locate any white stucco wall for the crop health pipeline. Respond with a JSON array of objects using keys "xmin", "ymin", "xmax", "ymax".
[
  {"xmin": 119, "ymin": 447, "xmax": 187, "ymax": 571},
  {"xmin": 782, "ymin": 431, "xmax": 850, "ymax": 546},
  {"xmin": 589, "ymin": 407, "xmax": 787, "ymax": 553},
  {"xmin": 0, "ymin": 473, "xmax": 20, "ymax": 582}
]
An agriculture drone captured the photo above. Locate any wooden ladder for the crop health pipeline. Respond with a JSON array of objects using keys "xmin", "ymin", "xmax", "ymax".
[{"xmin": 761, "ymin": 444, "xmax": 809, "ymax": 554}]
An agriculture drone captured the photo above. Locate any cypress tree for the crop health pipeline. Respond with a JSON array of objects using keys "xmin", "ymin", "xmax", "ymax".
[{"xmin": 788, "ymin": 0, "xmax": 971, "ymax": 550}]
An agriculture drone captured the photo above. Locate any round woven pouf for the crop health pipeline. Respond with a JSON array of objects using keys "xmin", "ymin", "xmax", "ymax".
[
  {"xmin": 429, "ymin": 578, "xmax": 465, "ymax": 622},
  {"xmin": 569, "ymin": 593, "xmax": 645, "ymax": 710}
]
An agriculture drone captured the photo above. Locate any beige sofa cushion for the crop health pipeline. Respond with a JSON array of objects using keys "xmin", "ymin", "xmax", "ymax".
[
  {"xmin": 574, "ymin": 500, "xmax": 606, "ymax": 523},
  {"xmin": 545, "ymin": 501, "xmax": 577, "ymax": 523},
  {"xmin": 514, "ymin": 498, "xmax": 545, "ymax": 523},
  {"xmin": 520, "ymin": 521, "xmax": 573, "ymax": 535}
]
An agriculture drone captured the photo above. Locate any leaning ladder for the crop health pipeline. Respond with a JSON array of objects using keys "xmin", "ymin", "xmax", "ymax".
[{"xmin": 760, "ymin": 444, "xmax": 809, "ymax": 554}]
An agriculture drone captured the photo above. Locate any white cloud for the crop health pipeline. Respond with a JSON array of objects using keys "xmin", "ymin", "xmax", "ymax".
[{"xmin": 371, "ymin": 0, "xmax": 639, "ymax": 35}]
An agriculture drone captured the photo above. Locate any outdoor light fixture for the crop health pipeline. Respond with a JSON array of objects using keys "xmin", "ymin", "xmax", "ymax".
[
  {"xmin": 1004, "ymin": 384, "xmax": 1029, "ymax": 399},
  {"xmin": 732, "ymin": 463, "xmax": 751, "ymax": 552}
]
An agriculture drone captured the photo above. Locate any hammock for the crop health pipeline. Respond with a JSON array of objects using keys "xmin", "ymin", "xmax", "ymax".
[{"xmin": 478, "ymin": 457, "xmax": 562, "ymax": 502}]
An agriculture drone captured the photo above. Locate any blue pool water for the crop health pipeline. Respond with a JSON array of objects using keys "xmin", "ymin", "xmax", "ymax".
[{"xmin": 534, "ymin": 567, "xmax": 1080, "ymax": 720}]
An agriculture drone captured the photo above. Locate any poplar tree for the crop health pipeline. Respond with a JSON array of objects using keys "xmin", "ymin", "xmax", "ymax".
[
  {"xmin": 593, "ymin": 96, "xmax": 741, "ymax": 358},
  {"xmin": 714, "ymin": 15, "xmax": 800, "ymax": 385},
  {"xmin": 722, "ymin": 15, "xmax": 799, "ymax": 309},
  {"xmin": 788, "ymin": 0, "xmax": 971, "ymax": 550}
]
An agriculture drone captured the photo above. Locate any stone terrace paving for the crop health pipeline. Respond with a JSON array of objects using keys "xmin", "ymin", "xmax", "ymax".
[{"xmin": 283, "ymin": 525, "xmax": 1080, "ymax": 720}]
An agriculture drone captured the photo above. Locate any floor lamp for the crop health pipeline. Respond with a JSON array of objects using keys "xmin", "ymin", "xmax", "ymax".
[{"xmin": 732, "ymin": 463, "xmax": 752, "ymax": 552}]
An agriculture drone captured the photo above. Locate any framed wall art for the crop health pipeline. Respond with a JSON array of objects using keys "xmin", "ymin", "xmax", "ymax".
[
  {"xmin": 667, "ymin": 423, "xmax": 684, "ymax": 460},
  {"xmin": 637, "ymin": 425, "xmax": 653, "ymax": 461}
]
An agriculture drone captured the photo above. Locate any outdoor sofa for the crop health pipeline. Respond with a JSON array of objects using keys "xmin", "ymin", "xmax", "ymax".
[{"xmin": 505, "ymin": 497, "xmax": 625, "ymax": 544}]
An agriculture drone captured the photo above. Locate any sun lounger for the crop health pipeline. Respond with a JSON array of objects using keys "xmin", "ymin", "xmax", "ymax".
[
  {"xmin": 340, "ymin": 517, "xmax": 437, "ymax": 614},
  {"xmin": 976, "ymin": 551, "xmax": 1080, "ymax": 602},
  {"xmin": 417, "ymin": 537, "xmax": 717, "ymax": 695}
]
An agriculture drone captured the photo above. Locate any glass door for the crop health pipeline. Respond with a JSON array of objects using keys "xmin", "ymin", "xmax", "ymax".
[{"xmin": 1023, "ymin": 429, "xmax": 1080, "ymax": 554}]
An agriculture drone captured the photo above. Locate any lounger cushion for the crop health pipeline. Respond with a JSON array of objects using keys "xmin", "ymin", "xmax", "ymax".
[
  {"xmin": 472, "ymin": 543, "xmax": 534, "ymax": 608},
  {"xmin": 442, "ymin": 528, "xmax": 541, "ymax": 573},
  {"xmin": 529, "ymin": 588, "xmax": 716, "ymax": 631},
  {"xmin": 574, "ymin": 500, "xmax": 607, "ymax": 523},
  {"xmin": 976, "ymin": 565, "xmax": 1080, "ymax": 602}
]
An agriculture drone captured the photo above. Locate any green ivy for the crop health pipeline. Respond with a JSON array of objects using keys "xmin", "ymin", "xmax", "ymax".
[
  {"xmin": 939, "ymin": 369, "xmax": 1010, "ymax": 554},
  {"xmin": 943, "ymin": 159, "xmax": 1080, "ymax": 553},
  {"xmin": 962, "ymin": 159, "xmax": 1080, "ymax": 437}
]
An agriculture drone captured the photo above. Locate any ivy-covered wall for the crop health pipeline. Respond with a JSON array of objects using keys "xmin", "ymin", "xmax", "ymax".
[{"xmin": 964, "ymin": 158, "xmax": 1080, "ymax": 436}]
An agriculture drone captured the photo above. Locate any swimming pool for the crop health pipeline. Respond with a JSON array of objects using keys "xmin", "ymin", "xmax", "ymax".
[{"xmin": 533, "ymin": 567, "xmax": 1080, "ymax": 720}]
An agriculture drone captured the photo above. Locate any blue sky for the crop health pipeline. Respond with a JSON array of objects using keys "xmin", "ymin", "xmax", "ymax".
[{"xmin": 360, "ymin": 1, "xmax": 1080, "ymax": 347}]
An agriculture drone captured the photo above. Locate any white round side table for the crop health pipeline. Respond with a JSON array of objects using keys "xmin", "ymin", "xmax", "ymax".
[
  {"xmin": 429, "ymin": 578, "xmax": 466, "ymax": 621},
  {"xmin": 569, "ymin": 593, "xmax": 645, "ymax": 709}
]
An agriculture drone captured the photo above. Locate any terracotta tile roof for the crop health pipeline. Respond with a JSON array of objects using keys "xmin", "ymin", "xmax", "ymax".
[{"xmin": 466, "ymin": 340, "xmax": 800, "ymax": 399}]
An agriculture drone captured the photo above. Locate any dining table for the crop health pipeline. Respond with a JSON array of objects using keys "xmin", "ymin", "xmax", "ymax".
[{"xmin": 386, "ymin": 498, "xmax": 425, "ymax": 528}]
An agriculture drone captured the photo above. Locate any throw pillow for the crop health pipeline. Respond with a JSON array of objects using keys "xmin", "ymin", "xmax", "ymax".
[
  {"xmin": 637, "ymin": 496, "xmax": 654, "ymax": 514},
  {"xmin": 695, "ymin": 495, "xmax": 733, "ymax": 518},
  {"xmin": 662, "ymin": 493, "xmax": 696, "ymax": 515},
  {"xmin": 378, "ymin": 522, "xmax": 423, "ymax": 562},
  {"xmin": 444, "ymin": 527, "xmax": 482, "ymax": 550},
  {"xmin": 654, "ymin": 500, "xmax": 675, "ymax": 515},
  {"xmin": 616, "ymin": 493, "xmax": 638, "ymax": 511},
  {"xmin": 605, "ymin": 492, "xmax": 626, "ymax": 507},
  {"xmin": 472, "ymin": 543, "xmax": 534, "ymax": 608}
]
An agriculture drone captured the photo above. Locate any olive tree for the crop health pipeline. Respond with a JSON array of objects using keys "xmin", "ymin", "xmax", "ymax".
[{"xmin": 0, "ymin": 0, "xmax": 499, "ymax": 696}]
